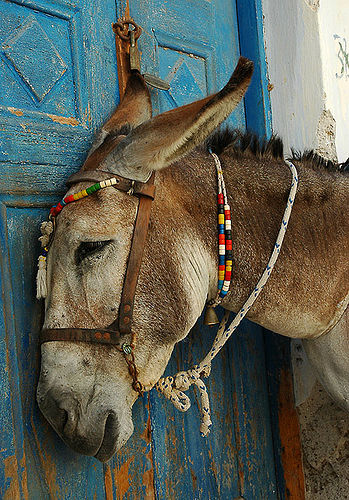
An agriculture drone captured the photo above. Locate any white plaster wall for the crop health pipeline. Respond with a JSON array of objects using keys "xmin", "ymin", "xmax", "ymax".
[
  {"xmin": 261, "ymin": 0, "xmax": 323, "ymax": 156},
  {"xmin": 318, "ymin": 0, "xmax": 349, "ymax": 162},
  {"xmin": 262, "ymin": 0, "xmax": 349, "ymax": 163}
]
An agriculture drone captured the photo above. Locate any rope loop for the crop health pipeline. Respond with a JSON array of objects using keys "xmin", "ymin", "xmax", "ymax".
[{"xmin": 156, "ymin": 365, "xmax": 213, "ymax": 436}]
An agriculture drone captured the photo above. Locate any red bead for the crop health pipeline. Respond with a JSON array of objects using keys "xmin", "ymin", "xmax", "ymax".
[
  {"xmin": 218, "ymin": 194, "xmax": 224, "ymax": 204},
  {"xmin": 225, "ymin": 271, "xmax": 232, "ymax": 279},
  {"xmin": 219, "ymin": 234, "xmax": 225, "ymax": 244},
  {"xmin": 226, "ymin": 241, "xmax": 233, "ymax": 250},
  {"xmin": 65, "ymin": 195, "xmax": 75, "ymax": 203},
  {"xmin": 219, "ymin": 265, "xmax": 225, "ymax": 271},
  {"xmin": 224, "ymin": 210, "xmax": 231, "ymax": 219}
]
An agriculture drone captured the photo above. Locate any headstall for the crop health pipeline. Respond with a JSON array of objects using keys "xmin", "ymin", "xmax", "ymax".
[{"xmin": 38, "ymin": 138, "xmax": 155, "ymax": 395}]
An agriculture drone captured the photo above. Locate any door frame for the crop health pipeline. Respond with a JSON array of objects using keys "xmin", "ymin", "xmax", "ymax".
[{"xmin": 236, "ymin": 0, "xmax": 305, "ymax": 497}]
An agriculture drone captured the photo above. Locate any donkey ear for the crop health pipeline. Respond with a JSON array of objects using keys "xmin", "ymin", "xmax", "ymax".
[
  {"xmin": 99, "ymin": 57, "xmax": 253, "ymax": 181},
  {"xmin": 88, "ymin": 72, "xmax": 152, "ymax": 155}
]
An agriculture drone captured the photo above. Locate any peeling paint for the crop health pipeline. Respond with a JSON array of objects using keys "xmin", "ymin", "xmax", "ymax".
[
  {"xmin": 141, "ymin": 413, "xmax": 155, "ymax": 499},
  {"xmin": 278, "ymin": 368, "xmax": 305, "ymax": 499},
  {"xmin": 46, "ymin": 114, "xmax": 79, "ymax": 127},
  {"xmin": 113, "ymin": 459, "xmax": 133, "ymax": 499},
  {"xmin": 104, "ymin": 465, "xmax": 113, "ymax": 500},
  {"xmin": 4, "ymin": 455, "xmax": 20, "ymax": 500},
  {"xmin": 30, "ymin": 415, "xmax": 59, "ymax": 497},
  {"xmin": 8, "ymin": 107, "xmax": 24, "ymax": 117},
  {"xmin": 304, "ymin": 0, "xmax": 320, "ymax": 12},
  {"xmin": 20, "ymin": 451, "xmax": 28, "ymax": 500}
]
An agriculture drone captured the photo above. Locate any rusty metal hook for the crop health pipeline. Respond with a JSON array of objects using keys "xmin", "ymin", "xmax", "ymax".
[{"xmin": 113, "ymin": 18, "xmax": 142, "ymax": 41}]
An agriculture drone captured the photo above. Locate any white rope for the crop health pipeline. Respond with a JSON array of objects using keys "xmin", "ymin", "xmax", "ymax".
[{"xmin": 156, "ymin": 156, "xmax": 299, "ymax": 436}]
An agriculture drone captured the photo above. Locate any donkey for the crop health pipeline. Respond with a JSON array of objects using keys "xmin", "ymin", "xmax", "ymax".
[{"xmin": 37, "ymin": 58, "xmax": 349, "ymax": 462}]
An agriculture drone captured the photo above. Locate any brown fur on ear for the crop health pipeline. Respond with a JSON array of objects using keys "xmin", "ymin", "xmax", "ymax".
[
  {"xmin": 99, "ymin": 57, "xmax": 254, "ymax": 181},
  {"xmin": 103, "ymin": 72, "xmax": 152, "ymax": 133},
  {"xmin": 88, "ymin": 72, "xmax": 152, "ymax": 156}
]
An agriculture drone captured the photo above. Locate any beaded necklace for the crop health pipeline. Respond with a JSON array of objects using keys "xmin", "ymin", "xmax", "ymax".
[{"xmin": 213, "ymin": 151, "xmax": 233, "ymax": 300}]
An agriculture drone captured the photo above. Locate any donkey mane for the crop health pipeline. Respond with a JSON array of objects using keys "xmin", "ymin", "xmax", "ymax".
[{"xmin": 205, "ymin": 128, "xmax": 349, "ymax": 174}]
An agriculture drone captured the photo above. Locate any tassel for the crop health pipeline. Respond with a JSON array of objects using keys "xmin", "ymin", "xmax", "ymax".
[
  {"xmin": 36, "ymin": 255, "xmax": 47, "ymax": 299},
  {"xmin": 36, "ymin": 220, "xmax": 53, "ymax": 299}
]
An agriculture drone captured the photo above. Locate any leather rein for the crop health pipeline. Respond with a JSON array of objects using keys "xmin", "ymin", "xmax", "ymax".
[{"xmin": 40, "ymin": 139, "xmax": 155, "ymax": 395}]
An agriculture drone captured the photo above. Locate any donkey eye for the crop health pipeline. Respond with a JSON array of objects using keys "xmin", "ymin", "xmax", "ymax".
[{"xmin": 76, "ymin": 240, "xmax": 112, "ymax": 264}]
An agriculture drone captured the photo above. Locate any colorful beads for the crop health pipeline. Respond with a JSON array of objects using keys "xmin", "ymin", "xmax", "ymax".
[
  {"xmin": 49, "ymin": 178, "xmax": 119, "ymax": 218},
  {"xmin": 210, "ymin": 150, "xmax": 233, "ymax": 300}
]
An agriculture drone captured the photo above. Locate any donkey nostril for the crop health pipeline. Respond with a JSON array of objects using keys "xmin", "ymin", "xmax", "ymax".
[
  {"xmin": 62, "ymin": 408, "xmax": 78, "ymax": 439},
  {"xmin": 53, "ymin": 407, "xmax": 68, "ymax": 433}
]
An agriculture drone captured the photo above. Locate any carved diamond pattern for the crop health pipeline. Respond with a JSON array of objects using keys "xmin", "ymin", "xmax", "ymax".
[
  {"xmin": 3, "ymin": 16, "xmax": 67, "ymax": 102},
  {"xmin": 166, "ymin": 60, "xmax": 205, "ymax": 107}
]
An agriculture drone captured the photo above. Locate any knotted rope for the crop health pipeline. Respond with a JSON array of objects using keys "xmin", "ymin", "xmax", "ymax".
[{"xmin": 156, "ymin": 156, "xmax": 299, "ymax": 436}]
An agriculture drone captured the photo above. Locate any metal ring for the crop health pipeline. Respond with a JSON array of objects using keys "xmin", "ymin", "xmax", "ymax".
[{"xmin": 113, "ymin": 19, "xmax": 142, "ymax": 41}]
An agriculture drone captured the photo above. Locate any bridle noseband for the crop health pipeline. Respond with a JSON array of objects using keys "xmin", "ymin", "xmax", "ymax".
[{"xmin": 40, "ymin": 141, "xmax": 155, "ymax": 396}]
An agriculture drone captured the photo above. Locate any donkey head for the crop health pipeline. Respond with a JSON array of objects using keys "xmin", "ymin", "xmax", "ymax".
[{"xmin": 37, "ymin": 58, "xmax": 253, "ymax": 461}]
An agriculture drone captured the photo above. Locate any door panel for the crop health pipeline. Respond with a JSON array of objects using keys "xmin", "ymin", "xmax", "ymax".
[{"xmin": 0, "ymin": 0, "xmax": 119, "ymax": 497}]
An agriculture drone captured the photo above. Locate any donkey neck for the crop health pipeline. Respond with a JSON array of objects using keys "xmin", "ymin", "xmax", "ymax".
[{"xmin": 161, "ymin": 147, "xmax": 349, "ymax": 339}]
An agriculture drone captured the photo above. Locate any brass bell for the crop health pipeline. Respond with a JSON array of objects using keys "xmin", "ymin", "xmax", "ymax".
[{"xmin": 204, "ymin": 306, "xmax": 219, "ymax": 326}]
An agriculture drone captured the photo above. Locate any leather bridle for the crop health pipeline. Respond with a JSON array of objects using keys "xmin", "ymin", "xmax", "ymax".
[{"xmin": 40, "ymin": 138, "xmax": 155, "ymax": 395}]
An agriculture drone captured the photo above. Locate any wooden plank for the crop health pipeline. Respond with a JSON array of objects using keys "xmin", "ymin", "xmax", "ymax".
[
  {"xmin": 265, "ymin": 333, "xmax": 305, "ymax": 500},
  {"xmin": 229, "ymin": 320, "xmax": 278, "ymax": 499},
  {"xmin": 105, "ymin": 394, "xmax": 155, "ymax": 500},
  {"xmin": 3, "ymin": 199, "xmax": 106, "ymax": 499},
  {"xmin": 149, "ymin": 317, "xmax": 241, "ymax": 499}
]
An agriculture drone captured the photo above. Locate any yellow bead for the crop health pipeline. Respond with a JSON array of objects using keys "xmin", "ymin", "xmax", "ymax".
[
  {"xmin": 218, "ymin": 214, "xmax": 224, "ymax": 225},
  {"xmin": 226, "ymin": 260, "xmax": 233, "ymax": 267},
  {"xmin": 73, "ymin": 193, "xmax": 79, "ymax": 200}
]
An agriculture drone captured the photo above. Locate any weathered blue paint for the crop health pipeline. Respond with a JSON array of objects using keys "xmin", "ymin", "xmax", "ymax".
[
  {"xmin": 0, "ymin": 1, "xmax": 119, "ymax": 497},
  {"xmin": 0, "ymin": 0, "xmax": 296, "ymax": 498},
  {"xmin": 236, "ymin": 0, "xmax": 273, "ymax": 138}
]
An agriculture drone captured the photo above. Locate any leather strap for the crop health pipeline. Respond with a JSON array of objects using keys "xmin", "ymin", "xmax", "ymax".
[
  {"xmin": 41, "ymin": 328, "xmax": 121, "ymax": 345},
  {"xmin": 114, "ymin": 172, "xmax": 155, "ymax": 335}
]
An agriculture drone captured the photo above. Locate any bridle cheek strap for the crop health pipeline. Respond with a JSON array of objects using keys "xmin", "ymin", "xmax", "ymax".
[{"xmin": 111, "ymin": 173, "xmax": 155, "ymax": 335}]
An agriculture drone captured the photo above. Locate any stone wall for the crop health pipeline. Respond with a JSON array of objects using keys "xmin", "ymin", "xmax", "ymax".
[{"xmin": 262, "ymin": 0, "xmax": 349, "ymax": 497}]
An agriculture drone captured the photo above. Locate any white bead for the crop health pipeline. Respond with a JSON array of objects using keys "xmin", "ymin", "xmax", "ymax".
[{"xmin": 225, "ymin": 220, "xmax": 232, "ymax": 230}]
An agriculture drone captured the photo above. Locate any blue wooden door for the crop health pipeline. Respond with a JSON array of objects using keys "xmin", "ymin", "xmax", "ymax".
[{"xmin": 0, "ymin": 1, "xmax": 294, "ymax": 498}]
